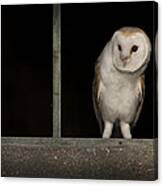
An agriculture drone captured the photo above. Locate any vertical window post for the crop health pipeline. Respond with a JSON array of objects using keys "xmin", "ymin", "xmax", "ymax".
[{"xmin": 53, "ymin": 5, "xmax": 61, "ymax": 138}]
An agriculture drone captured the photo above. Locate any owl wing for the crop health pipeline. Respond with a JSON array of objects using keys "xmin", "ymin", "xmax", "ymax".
[
  {"xmin": 132, "ymin": 75, "xmax": 145, "ymax": 127},
  {"xmin": 92, "ymin": 62, "xmax": 104, "ymax": 134}
]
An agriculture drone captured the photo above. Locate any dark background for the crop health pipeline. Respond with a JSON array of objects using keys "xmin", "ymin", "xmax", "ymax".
[
  {"xmin": 1, "ymin": 2, "xmax": 158, "ymax": 138},
  {"xmin": 1, "ymin": 5, "xmax": 53, "ymax": 136},
  {"xmin": 61, "ymin": 2, "xmax": 158, "ymax": 138}
]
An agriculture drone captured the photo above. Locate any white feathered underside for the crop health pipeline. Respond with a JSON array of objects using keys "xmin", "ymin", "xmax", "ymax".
[{"xmin": 92, "ymin": 43, "xmax": 145, "ymax": 133}]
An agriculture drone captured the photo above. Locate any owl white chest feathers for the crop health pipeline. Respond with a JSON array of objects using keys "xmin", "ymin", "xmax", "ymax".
[
  {"xmin": 93, "ymin": 27, "xmax": 151, "ymax": 139},
  {"xmin": 100, "ymin": 61, "xmax": 140, "ymax": 124}
]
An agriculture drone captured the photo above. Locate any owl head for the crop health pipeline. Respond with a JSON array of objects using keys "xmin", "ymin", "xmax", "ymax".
[{"xmin": 111, "ymin": 27, "xmax": 151, "ymax": 74}]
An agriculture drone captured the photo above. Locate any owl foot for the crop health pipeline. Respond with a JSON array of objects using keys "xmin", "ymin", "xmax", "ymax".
[
  {"xmin": 102, "ymin": 121, "xmax": 113, "ymax": 138},
  {"xmin": 120, "ymin": 121, "xmax": 132, "ymax": 139}
]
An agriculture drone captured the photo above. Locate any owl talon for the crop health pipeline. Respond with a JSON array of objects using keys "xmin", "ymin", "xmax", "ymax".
[
  {"xmin": 120, "ymin": 121, "xmax": 132, "ymax": 139},
  {"xmin": 102, "ymin": 121, "xmax": 113, "ymax": 138}
]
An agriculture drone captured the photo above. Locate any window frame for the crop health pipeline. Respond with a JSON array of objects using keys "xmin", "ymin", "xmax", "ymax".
[{"xmin": 1, "ymin": 4, "xmax": 158, "ymax": 180}]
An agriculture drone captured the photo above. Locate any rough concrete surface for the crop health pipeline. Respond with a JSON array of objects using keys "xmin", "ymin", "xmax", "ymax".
[{"xmin": 1, "ymin": 138, "xmax": 157, "ymax": 180}]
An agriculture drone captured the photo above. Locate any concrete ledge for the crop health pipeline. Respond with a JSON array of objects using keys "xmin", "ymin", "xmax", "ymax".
[{"xmin": 1, "ymin": 139, "xmax": 158, "ymax": 180}]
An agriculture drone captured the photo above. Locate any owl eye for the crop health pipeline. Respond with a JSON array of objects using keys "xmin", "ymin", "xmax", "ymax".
[
  {"xmin": 118, "ymin": 44, "xmax": 122, "ymax": 51},
  {"xmin": 131, "ymin": 45, "xmax": 138, "ymax": 53}
]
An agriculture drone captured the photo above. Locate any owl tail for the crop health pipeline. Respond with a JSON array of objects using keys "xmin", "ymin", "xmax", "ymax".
[{"xmin": 112, "ymin": 119, "xmax": 122, "ymax": 138}]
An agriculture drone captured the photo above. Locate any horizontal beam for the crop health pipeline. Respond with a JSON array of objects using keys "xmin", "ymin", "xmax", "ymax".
[{"xmin": 1, "ymin": 139, "xmax": 157, "ymax": 180}]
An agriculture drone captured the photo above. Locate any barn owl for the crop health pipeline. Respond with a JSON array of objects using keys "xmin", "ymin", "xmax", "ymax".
[{"xmin": 93, "ymin": 27, "xmax": 151, "ymax": 139}]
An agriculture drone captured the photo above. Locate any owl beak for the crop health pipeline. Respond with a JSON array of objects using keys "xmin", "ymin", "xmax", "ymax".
[{"xmin": 120, "ymin": 56, "xmax": 130, "ymax": 66}]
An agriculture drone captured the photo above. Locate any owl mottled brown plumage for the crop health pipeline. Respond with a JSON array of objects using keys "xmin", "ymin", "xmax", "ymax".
[{"xmin": 93, "ymin": 27, "xmax": 151, "ymax": 138}]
